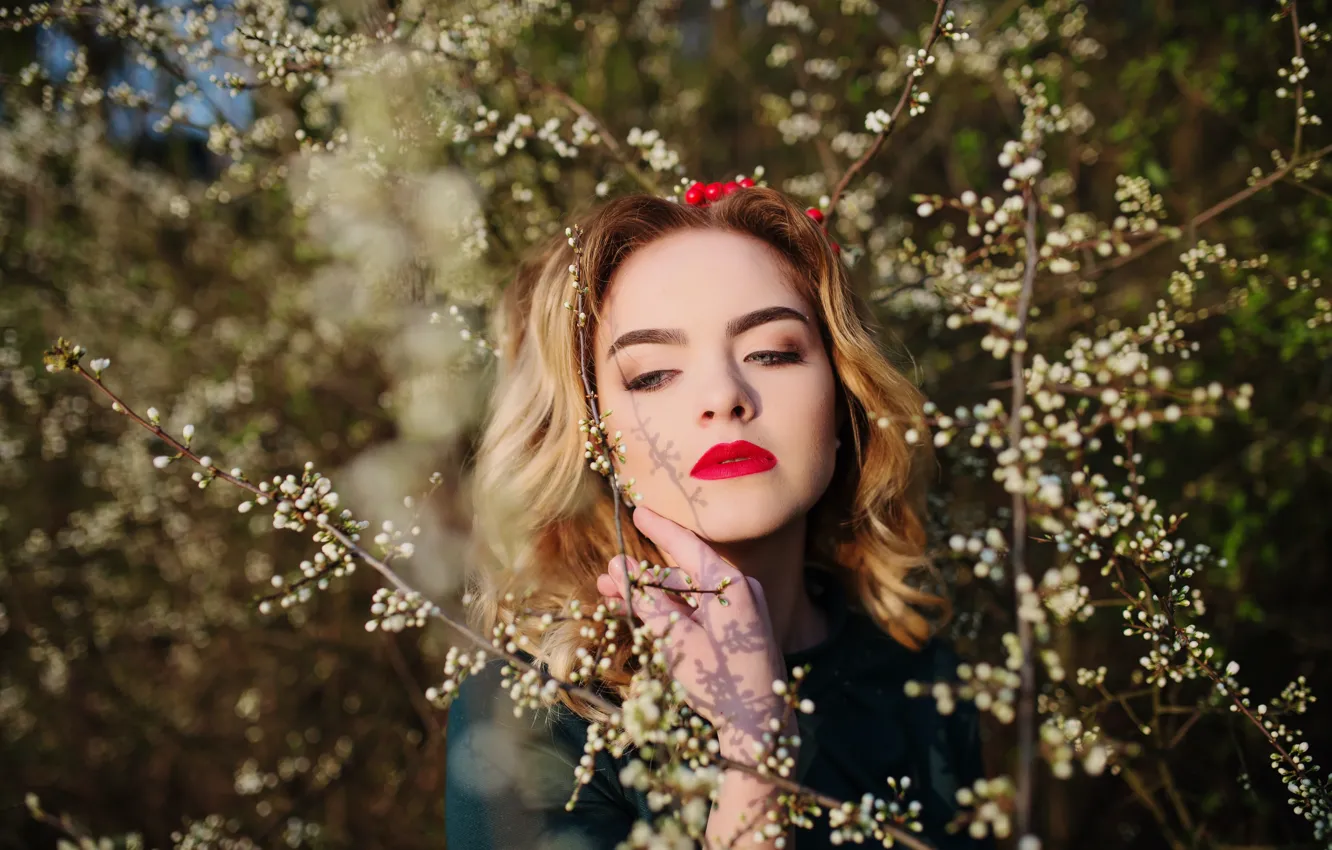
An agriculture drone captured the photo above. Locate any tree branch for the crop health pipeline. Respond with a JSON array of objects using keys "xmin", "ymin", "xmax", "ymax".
[{"xmin": 825, "ymin": 0, "xmax": 950, "ymax": 220}]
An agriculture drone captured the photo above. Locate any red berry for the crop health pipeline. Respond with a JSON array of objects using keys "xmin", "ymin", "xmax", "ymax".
[
  {"xmin": 738, "ymin": 177, "xmax": 755, "ymax": 188},
  {"xmin": 684, "ymin": 183, "xmax": 704, "ymax": 205},
  {"xmin": 705, "ymin": 182, "xmax": 724, "ymax": 201},
  {"xmin": 722, "ymin": 180, "xmax": 741, "ymax": 196},
  {"xmin": 805, "ymin": 207, "xmax": 825, "ymax": 222},
  {"xmin": 831, "ymin": 241, "xmax": 841, "ymax": 254}
]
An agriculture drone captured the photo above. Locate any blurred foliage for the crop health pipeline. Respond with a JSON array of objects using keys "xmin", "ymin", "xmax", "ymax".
[{"xmin": 2, "ymin": 0, "xmax": 1331, "ymax": 847}]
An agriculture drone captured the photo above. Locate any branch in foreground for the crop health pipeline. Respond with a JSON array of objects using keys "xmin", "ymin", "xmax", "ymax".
[{"xmin": 42, "ymin": 338, "xmax": 937, "ymax": 850}]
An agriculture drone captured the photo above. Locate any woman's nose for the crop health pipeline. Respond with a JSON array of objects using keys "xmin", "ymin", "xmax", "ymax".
[{"xmin": 698, "ymin": 362, "xmax": 757, "ymax": 423}]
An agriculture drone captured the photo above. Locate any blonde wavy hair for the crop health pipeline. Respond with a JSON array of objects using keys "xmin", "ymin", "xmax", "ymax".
[{"xmin": 468, "ymin": 186, "xmax": 948, "ymax": 721}]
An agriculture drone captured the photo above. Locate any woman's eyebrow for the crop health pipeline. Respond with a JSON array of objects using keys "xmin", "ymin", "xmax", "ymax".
[{"xmin": 606, "ymin": 305, "xmax": 809, "ymax": 358}]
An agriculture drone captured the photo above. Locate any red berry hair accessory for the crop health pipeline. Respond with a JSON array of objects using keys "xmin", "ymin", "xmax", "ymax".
[
  {"xmin": 682, "ymin": 176, "xmax": 841, "ymax": 255},
  {"xmin": 683, "ymin": 177, "xmax": 755, "ymax": 207}
]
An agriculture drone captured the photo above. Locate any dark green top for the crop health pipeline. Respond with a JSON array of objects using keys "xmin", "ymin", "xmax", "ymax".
[{"xmin": 445, "ymin": 573, "xmax": 992, "ymax": 849}]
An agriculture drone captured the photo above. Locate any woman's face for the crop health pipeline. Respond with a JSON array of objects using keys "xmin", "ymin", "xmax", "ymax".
[{"xmin": 592, "ymin": 228, "xmax": 840, "ymax": 545}]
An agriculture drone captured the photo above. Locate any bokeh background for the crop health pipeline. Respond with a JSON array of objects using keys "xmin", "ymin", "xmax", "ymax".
[{"xmin": 2, "ymin": 0, "xmax": 1331, "ymax": 847}]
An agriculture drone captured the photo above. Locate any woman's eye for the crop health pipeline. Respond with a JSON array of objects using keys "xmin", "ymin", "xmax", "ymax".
[
  {"xmin": 747, "ymin": 349, "xmax": 805, "ymax": 366},
  {"xmin": 624, "ymin": 371, "xmax": 674, "ymax": 392},
  {"xmin": 623, "ymin": 350, "xmax": 804, "ymax": 393}
]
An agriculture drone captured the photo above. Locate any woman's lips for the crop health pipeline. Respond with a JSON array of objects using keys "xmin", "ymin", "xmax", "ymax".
[{"xmin": 690, "ymin": 440, "xmax": 778, "ymax": 480}]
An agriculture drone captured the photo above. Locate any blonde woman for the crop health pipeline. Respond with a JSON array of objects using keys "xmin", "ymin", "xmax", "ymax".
[{"xmin": 445, "ymin": 186, "xmax": 990, "ymax": 849}]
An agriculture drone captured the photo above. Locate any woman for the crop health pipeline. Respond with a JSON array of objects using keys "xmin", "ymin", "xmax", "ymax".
[{"xmin": 445, "ymin": 185, "xmax": 990, "ymax": 849}]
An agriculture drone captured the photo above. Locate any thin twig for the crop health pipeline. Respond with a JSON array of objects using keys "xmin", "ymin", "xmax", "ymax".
[
  {"xmin": 568, "ymin": 226, "xmax": 637, "ymax": 625},
  {"xmin": 1080, "ymin": 142, "xmax": 1332, "ymax": 280},
  {"xmin": 1179, "ymin": 632, "xmax": 1311, "ymax": 785},
  {"xmin": 514, "ymin": 69, "xmax": 662, "ymax": 196},
  {"xmin": 825, "ymin": 0, "xmax": 949, "ymax": 220},
  {"xmin": 1288, "ymin": 0, "xmax": 1306, "ymax": 158},
  {"xmin": 1009, "ymin": 185, "xmax": 1040, "ymax": 836}
]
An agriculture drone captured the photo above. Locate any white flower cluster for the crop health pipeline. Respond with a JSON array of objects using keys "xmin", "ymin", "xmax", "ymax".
[
  {"xmin": 254, "ymin": 465, "xmax": 341, "ymax": 532},
  {"xmin": 617, "ymin": 761, "xmax": 720, "ymax": 837},
  {"xmin": 1039, "ymin": 711, "xmax": 1111, "ymax": 778},
  {"xmin": 626, "ymin": 127, "xmax": 682, "ymax": 173},
  {"xmin": 1273, "ymin": 9, "xmax": 1330, "ymax": 128},
  {"xmin": 171, "ymin": 813, "xmax": 262, "ymax": 850},
  {"xmin": 424, "ymin": 647, "xmax": 490, "ymax": 709},
  {"xmin": 621, "ymin": 816, "xmax": 697, "ymax": 850},
  {"xmin": 863, "ymin": 108, "xmax": 893, "ymax": 134},
  {"xmin": 803, "ymin": 57, "xmax": 844, "ymax": 81},
  {"xmin": 1033, "ymin": 564, "xmax": 1093, "ymax": 625},
  {"xmin": 904, "ymin": 46, "xmax": 937, "ymax": 79},
  {"xmin": 579, "ymin": 410, "xmax": 629, "ymax": 484},
  {"xmin": 766, "ymin": 42, "xmax": 797, "ymax": 68},
  {"xmin": 954, "ymin": 775, "xmax": 1016, "ymax": 840},
  {"xmin": 997, "ymin": 139, "xmax": 1043, "ymax": 183},
  {"xmin": 825, "ymin": 779, "xmax": 924, "ymax": 846},
  {"xmin": 365, "ymin": 586, "xmax": 435, "ymax": 632},
  {"xmin": 907, "ymin": 656, "xmax": 1021, "ymax": 725},
  {"xmin": 494, "ymin": 112, "xmax": 534, "ymax": 156},
  {"xmin": 621, "ymin": 676, "xmax": 667, "ymax": 748},
  {"xmin": 840, "ymin": 0, "xmax": 878, "ymax": 15},
  {"xmin": 948, "ymin": 526, "xmax": 1009, "ymax": 581},
  {"xmin": 1124, "ymin": 598, "xmax": 1212, "ymax": 691},
  {"xmin": 778, "ymin": 112, "xmax": 821, "ymax": 145},
  {"xmin": 766, "ymin": 1, "xmax": 815, "ymax": 33},
  {"xmin": 243, "ymin": 463, "xmax": 367, "ymax": 614},
  {"xmin": 829, "ymin": 130, "xmax": 873, "ymax": 159},
  {"xmin": 458, "ymin": 213, "xmax": 492, "ymax": 261},
  {"xmin": 907, "ymin": 89, "xmax": 932, "ymax": 118},
  {"xmin": 566, "ymin": 601, "xmax": 623, "ymax": 684},
  {"xmin": 748, "ymin": 709, "xmax": 804, "ymax": 780},
  {"xmin": 1112, "ymin": 174, "xmax": 1167, "ymax": 233},
  {"xmin": 498, "ymin": 662, "xmax": 564, "ymax": 718},
  {"xmin": 532, "ymin": 114, "xmax": 600, "ymax": 159}
]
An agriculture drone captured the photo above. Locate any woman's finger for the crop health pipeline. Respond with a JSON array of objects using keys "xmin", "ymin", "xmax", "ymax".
[
  {"xmin": 606, "ymin": 556, "xmax": 695, "ymax": 609},
  {"xmin": 744, "ymin": 576, "xmax": 771, "ymax": 621},
  {"xmin": 605, "ymin": 554, "xmax": 702, "ymax": 604},
  {"xmin": 631, "ymin": 506, "xmax": 740, "ymax": 589},
  {"xmin": 605, "ymin": 557, "xmax": 699, "ymax": 638}
]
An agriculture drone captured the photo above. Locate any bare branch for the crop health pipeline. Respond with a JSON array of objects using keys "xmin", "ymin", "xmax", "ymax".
[{"xmin": 826, "ymin": 0, "xmax": 950, "ymax": 220}]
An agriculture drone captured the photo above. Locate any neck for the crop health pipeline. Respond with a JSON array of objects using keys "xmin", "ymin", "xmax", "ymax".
[{"xmin": 709, "ymin": 517, "xmax": 828, "ymax": 655}]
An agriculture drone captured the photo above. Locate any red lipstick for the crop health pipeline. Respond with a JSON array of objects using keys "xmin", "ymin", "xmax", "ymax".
[{"xmin": 690, "ymin": 440, "xmax": 777, "ymax": 480}]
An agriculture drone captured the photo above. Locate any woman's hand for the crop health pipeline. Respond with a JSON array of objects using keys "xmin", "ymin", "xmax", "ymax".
[{"xmin": 596, "ymin": 505, "xmax": 790, "ymax": 765}]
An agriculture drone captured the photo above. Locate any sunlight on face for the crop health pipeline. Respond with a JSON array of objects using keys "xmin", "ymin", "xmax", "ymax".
[{"xmin": 593, "ymin": 229, "xmax": 840, "ymax": 545}]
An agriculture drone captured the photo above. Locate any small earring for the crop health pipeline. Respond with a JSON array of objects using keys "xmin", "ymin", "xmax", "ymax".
[{"xmin": 834, "ymin": 438, "xmax": 842, "ymax": 450}]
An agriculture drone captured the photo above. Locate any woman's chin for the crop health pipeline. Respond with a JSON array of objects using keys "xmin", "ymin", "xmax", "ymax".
[{"xmin": 675, "ymin": 504, "xmax": 803, "ymax": 547}]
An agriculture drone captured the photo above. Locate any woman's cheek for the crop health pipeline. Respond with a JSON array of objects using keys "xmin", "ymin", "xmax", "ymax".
[{"xmin": 606, "ymin": 397, "xmax": 664, "ymax": 481}]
